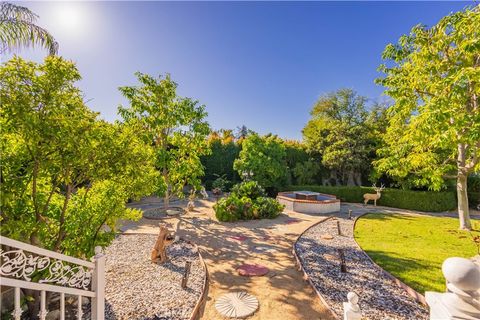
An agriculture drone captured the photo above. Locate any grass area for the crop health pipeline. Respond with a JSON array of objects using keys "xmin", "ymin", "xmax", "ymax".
[{"xmin": 354, "ymin": 213, "xmax": 480, "ymax": 294}]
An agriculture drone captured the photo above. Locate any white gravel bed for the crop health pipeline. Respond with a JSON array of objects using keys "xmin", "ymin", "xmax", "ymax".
[
  {"xmin": 99, "ymin": 234, "xmax": 206, "ymax": 320},
  {"xmin": 295, "ymin": 217, "xmax": 428, "ymax": 320}
]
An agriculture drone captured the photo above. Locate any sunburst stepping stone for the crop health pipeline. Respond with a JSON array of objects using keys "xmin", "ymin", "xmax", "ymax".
[
  {"xmin": 215, "ymin": 292, "xmax": 259, "ymax": 318},
  {"xmin": 237, "ymin": 264, "xmax": 269, "ymax": 276}
]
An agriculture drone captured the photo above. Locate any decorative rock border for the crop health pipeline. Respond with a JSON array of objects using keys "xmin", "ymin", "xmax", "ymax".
[
  {"xmin": 292, "ymin": 216, "xmax": 339, "ymax": 319},
  {"xmin": 100, "ymin": 234, "xmax": 208, "ymax": 320},
  {"xmin": 293, "ymin": 214, "xmax": 428, "ymax": 320}
]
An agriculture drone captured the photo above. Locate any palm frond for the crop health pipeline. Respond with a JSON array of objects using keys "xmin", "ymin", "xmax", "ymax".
[
  {"xmin": 0, "ymin": 2, "xmax": 58, "ymax": 55},
  {"xmin": 0, "ymin": 2, "xmax": 37, "ymax": 23}
]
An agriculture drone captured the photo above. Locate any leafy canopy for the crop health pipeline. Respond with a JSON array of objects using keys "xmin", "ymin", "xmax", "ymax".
[
  {"xmin": 375, "ymin": 5, "xmax": 480, "ymax": 190},
  {"xmin": 0, "ymin": 56, "xmax": 156, "ymax": 257},
  {"xmin": 234, "ymin": 133, "xmax": 287, "ymax": 189},
  {"xmin": 118, "ymin": 73, "xmax": 211, "ymax": 204},
  {"xmin": 303, "ymin": 89, "xmax": 384, "ymax": 185}
]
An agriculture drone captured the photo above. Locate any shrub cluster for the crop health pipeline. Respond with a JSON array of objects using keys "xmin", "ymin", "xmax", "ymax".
[
  {"xmin": 287, "ymin": 185, "xmax": 457, "ymax": 212},
  {"xmin": 214, "ymin": 181, "xmax": 284, "ymax": 222}
]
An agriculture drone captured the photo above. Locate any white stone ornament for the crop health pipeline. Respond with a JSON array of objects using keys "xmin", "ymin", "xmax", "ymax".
[
  {"xmin": 343, "ymin": 291, "xmax": 362, "ymax": 320},
  {"xmin": 426, "ymin": 257, "xmax": 480, "ymax": 320}
]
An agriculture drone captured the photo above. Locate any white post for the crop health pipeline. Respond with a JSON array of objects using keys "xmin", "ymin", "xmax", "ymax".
[
  {"xmin": 39, "ymin": 290, "xmax": 48, "ymax": 320},
  {"xmin": 92, "ymin": 246, "xmax": 105, "ymax": 320}
]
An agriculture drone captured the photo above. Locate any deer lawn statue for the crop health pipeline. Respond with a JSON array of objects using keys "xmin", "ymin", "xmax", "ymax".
[
  {"xmin": 151, "ymin": 224, "xmax": 174, "ymax": 264},
  {"xmin": 363, "ymin": 184, "xmax": 385, "ymax": 206}
]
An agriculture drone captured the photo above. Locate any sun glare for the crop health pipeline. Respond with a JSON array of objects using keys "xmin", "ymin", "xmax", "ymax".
[{"xmin": 49, "ymin": 3, "xmax": 91, "ymax": 37}]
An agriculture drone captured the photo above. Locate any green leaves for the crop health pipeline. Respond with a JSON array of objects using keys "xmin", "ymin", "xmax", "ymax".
[
  {"xmin": 375, "ymin": 5, "xmax": 480, "ymax": 191},
  {"xmin": 233, "ymin": 133, "xmax": 287, "ymax": 189},
  {"xmin": 118, "ymin": 72, "xmax": 211, "ymax": 205},
  {"xmin": 0, "ymin": 56, "xmax": 157, "ymax": 257},
  {"xmin": 302, "ymin": 89, "xmax": 384, "ymax": 185}
]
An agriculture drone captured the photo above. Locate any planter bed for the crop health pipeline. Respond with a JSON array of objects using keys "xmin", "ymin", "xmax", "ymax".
[
  {"xmin": 95, "ymin": 234, "xmax": 207, "ymax": 320},
  {"xmin": 294, "ymin": 217, "xmax": 428, "ymax": 320}
]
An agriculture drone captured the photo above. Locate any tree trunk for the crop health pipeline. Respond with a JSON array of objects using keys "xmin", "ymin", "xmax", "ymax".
[
  {"xmin": 164, "ymin": 190, "xmax": 169, "ymax": 210},
  {"xmin": 346, "ymin": 171, "xmax": 355, "ymax": 186},
  {"xmin": 457, "ymin": 172, "xmax": 471, "ymax": 230}
]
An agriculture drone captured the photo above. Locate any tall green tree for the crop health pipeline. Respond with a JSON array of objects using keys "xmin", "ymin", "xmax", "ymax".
[
  {"xmin": 375, "ymin": 6, "xmax": 480, "ymax": 230},
  {"xmin": 0, "ymin": 2, "xmax": 58, "ymax": 55},
  {"xmin": 201, "ymin": 129, "xmax": 240, "ymax": 187},
  {"xmin": 283, "ymin": 139, "xmax": 312, "ymax": 184},
  {"xmin": 0, "ymin": 56, "xmax": 157, "ymax": 318},
  {"xmin": 119, "ymin": 73, "xmax": 211, "ymax": 209},
  {"xmin": 303, "ymin": 89, "xmax": 377, "ymax": 186},
  {"xmin": 0, "ymin": 56, "xmax": 156, "ymax": 257},
  {"xmin": 234, "ymin": 133, "xmax": 287, "ymax": 190}
]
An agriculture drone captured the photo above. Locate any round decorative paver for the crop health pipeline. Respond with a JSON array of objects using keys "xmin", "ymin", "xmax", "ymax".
[
  {"xmin": 228, "ymin": 235, "xmax": 248, "ymax": 242},
  {"xmin": 237, "ymin": 264, "xmax": 269, "ymax": 276},
  {"xmin": 215, "ymin": 292, "xmax": 259, "ymax": 318}
]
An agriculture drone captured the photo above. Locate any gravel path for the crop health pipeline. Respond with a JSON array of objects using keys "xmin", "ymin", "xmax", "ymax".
[
  {"xmin": 103, "ymin": 234, "xmax": 206, "ymax": 320},
  {"xmin": 119, "ymin": 198, "xmax": 335, "ymax": 320},
  {"xmin": 295, "ymin": 216, "xmax": 429, "ymax": 320}
]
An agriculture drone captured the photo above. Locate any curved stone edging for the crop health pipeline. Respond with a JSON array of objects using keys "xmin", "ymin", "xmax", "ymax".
[
  {"xmin": 352, "ymin": 213, "xmax": 427, "ymax": 305},
  {"xmin": 188, "ymin": 241, "xmax": 209, "ymax": 320},
  {"xmin": 292, "ymin": 215, "xmax": 339, "ymax": 320},
  {"xmin": 113, "ymin": 233, "xmax": 209, "ymax": 320}
]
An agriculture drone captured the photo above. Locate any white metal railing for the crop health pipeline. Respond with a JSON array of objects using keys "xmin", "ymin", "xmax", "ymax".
[{"xmin": 0, "ymin": 235, "xmax": 105, "ymax": 320}]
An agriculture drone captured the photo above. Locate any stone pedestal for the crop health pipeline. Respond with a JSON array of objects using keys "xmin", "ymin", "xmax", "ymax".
[{"xmin": 425, "ymin": 257, "xmax": 480, "ymax": 320}]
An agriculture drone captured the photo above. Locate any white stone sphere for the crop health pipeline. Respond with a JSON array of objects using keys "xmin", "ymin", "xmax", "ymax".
[{"xmin": 442, "ymin": 257, "xmax": 480, "ymax": 292}]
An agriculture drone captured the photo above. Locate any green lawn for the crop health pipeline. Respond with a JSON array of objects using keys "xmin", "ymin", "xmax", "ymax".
[{"xmin": 354, "ymin": 213, "xmax": 480, "ymax": 293}]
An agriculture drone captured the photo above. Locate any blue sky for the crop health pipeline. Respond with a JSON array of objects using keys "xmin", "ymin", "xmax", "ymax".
[{"xmin": 5, "ymin": 1, "xmax": 471, "ymax": 139}]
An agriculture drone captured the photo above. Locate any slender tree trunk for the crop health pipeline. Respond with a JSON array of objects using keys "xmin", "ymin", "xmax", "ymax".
[
  {"xmin": 163, "ymin": 168, "xmax": 169, "ymax": 210},
  {"xmin": 457, "ymin": 172, "xmax": 471, "ymax": 230},
  {"xmin": 164, "ymin": 190, "xmax": 170, "ymax": 210},
  {"xmin": 347, "ymin": 170, "xmax": 355, "ymax": 186},
  {"xmin": 457, "ymin": 143, "xmax": 471, "ymax": 230}
]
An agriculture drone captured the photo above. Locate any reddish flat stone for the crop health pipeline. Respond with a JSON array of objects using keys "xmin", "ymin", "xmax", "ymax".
[
  {"xmin": 229, "ymin": 235, "xmax": 248, "ymax": 242},
  {"xmin": 321, "ymin": 234, "xmax": 334, "ymax": 240},
  {"xmin": 237, "ymin": 264, "xmax": 269, "ymax": 276}
]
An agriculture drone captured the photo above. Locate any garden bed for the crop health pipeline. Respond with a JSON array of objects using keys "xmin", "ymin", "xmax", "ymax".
[
  {"xmin": 99, "ymin": 234, "xmax": 207, "ymax": 320},
  {"xmin": 294, "ymin": 216, "xmax": 428, "ymax": 320}
]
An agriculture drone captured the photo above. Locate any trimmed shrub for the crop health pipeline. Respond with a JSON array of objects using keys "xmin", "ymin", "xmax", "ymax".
[
  {"xmin": 214, "ymin": 181, "xmax": 284, "ymax": 222},
  {"xmin": 286, "ymin": 185, "xmax": 456, "ymax": 212},
  {"xmin": 253, "ymin": 197, "xmax": 285, "ymax": 219},
  {"xmin": 231, "ymin": 181, "xmax": 266, "ymax": 199}
]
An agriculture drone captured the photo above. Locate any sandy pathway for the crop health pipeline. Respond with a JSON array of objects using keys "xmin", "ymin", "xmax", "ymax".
[{"xmin": 120, "ymin": 197, "xmax": 335, "ymax": 320}]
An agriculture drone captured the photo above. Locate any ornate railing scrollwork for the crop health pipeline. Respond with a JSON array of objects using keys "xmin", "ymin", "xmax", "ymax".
[{"xmin": 0, "ymin": 249, "xmax": 92, "ymax": 290}]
